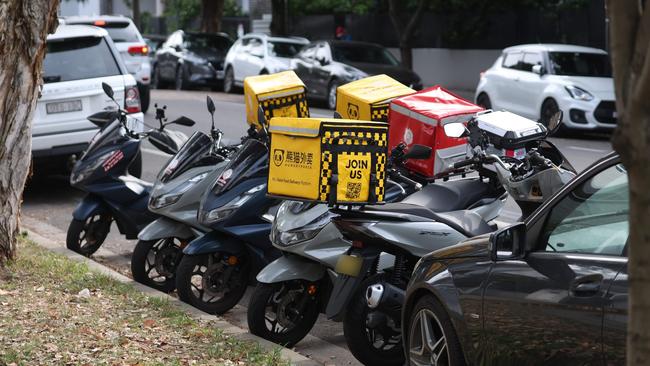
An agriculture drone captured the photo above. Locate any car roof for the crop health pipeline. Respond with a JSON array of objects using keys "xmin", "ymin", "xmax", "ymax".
[
  {"xmin": 241, "ymin": 33, "xmax": 309, "ymax": 44},
  {"xmin": 182, "ymin": 30, "xmax": 231, "ymax": 39},
  {"xmin": 47, "ymin": 24, "xmax": 109, "ymax": 40},
  {"xmin": 503, "ymin": 43, "xmax": 607, "ymax": 54},
  {"xmin": 63, "ymin": 15, "xmax": 134, "ymax": 24},
  {"xmin": 321, "ymin": 40, "xmax": 384, "ymax": 48}
]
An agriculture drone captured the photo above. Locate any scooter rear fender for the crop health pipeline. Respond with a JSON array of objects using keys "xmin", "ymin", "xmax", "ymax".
[
  {"xmin": 138, "ymin": 217, "xmax": 199, "ymax": 241},
  {"xmin": 256, "ymin": 255, "xmax": 325, "ymax": 283},
  {"xmin": 72, "ymin": 195, "xmax": 108, "ymax": 221},
  {"xmin": 183, "ymin": 230, "xmax": 245, "ymax": 256}
]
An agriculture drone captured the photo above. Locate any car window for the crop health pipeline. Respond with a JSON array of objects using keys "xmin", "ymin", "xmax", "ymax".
[
  {"xmin": 99, "ymin": 21, "xmax": 140, "ymax": 43},
  {"xmin": 548, "ymin": 52, "xmax": 612, "ymax": 77},
  {"xmin": 300, "ymin": 45, "xmax": 317, "ymax": 60},
  {"xmin": 43, "ymin": 36, "xmax": 121, "ymax": 83},
  {"xmin": 502, "ymin": 52, "xmax": 522, "ymax": 70},
  {"xmin": 541, "ymin": 164, "xmax": 629, "ymax": 256},
  {"xmin": 267, "ymin": 41, "xmax": 303, "ymax": 58},
  {"xmin": 331, "ymin": 44, "xmax": 398, "ymax": 66},
  {"xmin": 520, "ymin": 52, "xmax": 543, "ymax": 72},
  {"xmin": 247, "ymin": 38, "xmax": 264, "ymax": 56}
]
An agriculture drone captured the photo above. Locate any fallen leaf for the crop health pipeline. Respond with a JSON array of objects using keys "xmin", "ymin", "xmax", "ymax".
[{"xmin": 143, "ymin": 319, "xmax": 156, "ymax": 328}]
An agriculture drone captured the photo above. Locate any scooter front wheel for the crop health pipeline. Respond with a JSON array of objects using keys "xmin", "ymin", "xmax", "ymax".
[
  {"xmin": 66, "ymin": 214, "xmax": 112, "ymax": 256},
  {"xmin": 175, "ymin": 252, "xmax": 250, "ymax": 314},
  {"xmin": 131, "ymin": 238, "xmax": 184, "ymax": 293},
  {"xmin": 247, "ymin": 281, "xmax": 321, "ymax": 347}
]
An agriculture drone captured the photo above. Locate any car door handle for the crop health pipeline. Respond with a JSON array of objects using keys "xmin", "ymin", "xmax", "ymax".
[{"xmin": 570, "ymin": 275, "xmax": 603, "ymax": 297}]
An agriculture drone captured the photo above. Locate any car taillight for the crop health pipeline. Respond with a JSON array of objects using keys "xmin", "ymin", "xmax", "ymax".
[
  {"xmin": 480, "ymin": 70, "xmax": 486, "ymax": 78},
  {"xmin": 94, "ymin": 20, "xmax": 106, "ymax": 26},
  {"xmin": 124, "ymin": 86, "xmax": 141, "ymax": 114},
  {"xmin": 127, "ymin": 45, "xmax": 149, "ymax": 55}
]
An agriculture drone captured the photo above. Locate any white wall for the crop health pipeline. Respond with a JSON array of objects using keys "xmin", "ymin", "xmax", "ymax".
[
  {"xmin": 388, "ymin": 48, "xmax": 502, "ymax": 93},
  {"xmin": 59, "ymin": 0, "xmax": 101, "ymax": 16}
]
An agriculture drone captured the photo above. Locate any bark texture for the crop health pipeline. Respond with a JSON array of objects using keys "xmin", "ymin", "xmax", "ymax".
[
  {"xmin": 0, "ymin": 0, "xmax": 60, "ymax": 265},
  {"xmin": 200, "ymin": 0, "xmax": 225, "ymax": 33},
  {"xmin": 388, "ymin": 0, "xmax": 426, "ymax": 70},
  {"xmin": 270, "ymin": 0, "xmax": 288, "ymax": 36},
  {"xmin": 132, "ymin": 0, "xmax": 141, "ymax": 30},
  {"xmin": 606, "ymin": 1, "xmax": 650, "ymax": 365}
]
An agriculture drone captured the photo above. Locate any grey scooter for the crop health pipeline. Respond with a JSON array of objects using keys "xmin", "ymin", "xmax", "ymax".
[{"xmin": 131, "ymin": 97, "xmax": 238, "ymax": 292}]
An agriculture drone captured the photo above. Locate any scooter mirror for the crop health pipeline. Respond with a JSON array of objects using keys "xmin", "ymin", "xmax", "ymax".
[
  {"xmin": 547, "ymin": 110, "xmax": 563, "ymax": 136},
  {"xmin": 87, "ymin": 110, "xmax": 118, "ymax": 128},
  {"xmin": 148, "ymin": 129, "xmax": 179, "ymax": 155},
  {"xmin": 444, "ymin": 123, "xmax": 468, "ymax": 138},
  {"xmin": 404, "ymin": 144, "xmax": 432, "ymax": 160},
  {"xmin": 168, "ymin": 116, "xmax": 196, "ymax": 127},
  {"xmin": 101, "ymin": 82, "xmax": 114, "ymax": 99},
  {"xmin": 206, "ymin": 95, "xmax": 216, "ymax": 114}
]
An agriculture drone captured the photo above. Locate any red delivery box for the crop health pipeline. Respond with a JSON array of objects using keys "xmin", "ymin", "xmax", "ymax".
[{"xmin": 388, "ymin": 86, "xmax": 484, "ymax": 178}]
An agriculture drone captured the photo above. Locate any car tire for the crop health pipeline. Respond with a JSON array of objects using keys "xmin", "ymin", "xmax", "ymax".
[
  {"xmin": 175, "ymin": 65, "xmax": 186, "ymax": 91},
  {"xmin": 139, "ymin": 84, "xmax": 150, "ymax": 113},
  {"xmin": 223, "ymin": 67, "xmax": 235, "ymax": 93},
  {"xmin": 151, "ymin": 65, "xmax": 163, "ymax": 89},
  {"xmin": 540, "ymin": 98, "xmax": 561, "ymax": 128},
  {"xmin": 406, "ymin": 295, "xmax": 466, "ymax": 366},
  {"xmin": 476, "ymin": 93, "xmax": 492, "ymax": 110},
  {"xmin": 131, "ymin": 238, "xmax": 183, "ymax": 293},
  {"xmin": 327, "ymin": 80, "xmax": 340, "ymax": 110}
]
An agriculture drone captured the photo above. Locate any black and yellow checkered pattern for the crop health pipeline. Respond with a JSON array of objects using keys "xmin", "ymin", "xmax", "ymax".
[
  {"xmin": 260, "ymin": 93, "xmax": 309, "ymax": 123},
  {"xmin": 319, "ymin": 151, "xmax": 333, "ymax": 201},
  {"xmin": 370, "ymin": 104, "xmax": 390, "ymax": 122}
]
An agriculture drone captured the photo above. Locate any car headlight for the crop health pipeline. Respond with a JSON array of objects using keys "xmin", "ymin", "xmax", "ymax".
[
  {"xmin": 271, "ymin": 209, "xmax": 334, "ymax": 246},
  {"xmin": 149, "ymin": 172, "xmax": 208, "ymax": 209},
  {"xmin": 70, "ymin": 151, "xmax": 114, "ymax": 185},
  {"xmin": 565, "ymin": 85, "xmax": 594, "ymax": 101},
  {"xmin": 343, "ymin": 66, "xmax": 368, "ymax": 81},
  {"xmin": 202, "ymin": 184, "xmax": 265, "ymax": 224}
]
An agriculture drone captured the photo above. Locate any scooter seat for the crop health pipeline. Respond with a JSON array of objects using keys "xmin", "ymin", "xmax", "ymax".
[
  {"xmin": 363, "ymin": 203, "xmax": 493, "ymax": 238},
  {"xmin": 401, "ymin": 179, "xmax": 492, "ymax": 213}
]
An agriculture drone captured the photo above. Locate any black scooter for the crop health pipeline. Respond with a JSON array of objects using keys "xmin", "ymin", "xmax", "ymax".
[{"xmin": 66, "ymin": 82, "xmax": 194, "ymax": 256}]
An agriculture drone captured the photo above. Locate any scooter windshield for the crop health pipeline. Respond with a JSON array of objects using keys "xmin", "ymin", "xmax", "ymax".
[
  {"xmin": 82, "ymin": 120, "xmax": 127, "ymax": 159},
  {"xmin": 158, "ymin": 131, "xmax": 220, "ymax": 183},
  {"xmin": 210, "ymin": 138, "xmax": 268, "ymax": 195}
]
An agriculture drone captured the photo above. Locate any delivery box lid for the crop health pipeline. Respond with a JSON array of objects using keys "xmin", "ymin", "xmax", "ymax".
[
  {"xmin": 475, "ymin": 110, "xmax": 546, "ymax": 138},
  {"xmin": 244, "ymin": 70, "xmax": 306, "ymax": 99},
  {"xmin": 337, "ymin": 74, "xmax": 414, "ymax": 104},
  {"xmin": 391, "ymin": 85, "xmax": 483, "ymax": 125},
  {"xmin": 269, "ymin": 117, "xmax": 389, "ymax": 138}
]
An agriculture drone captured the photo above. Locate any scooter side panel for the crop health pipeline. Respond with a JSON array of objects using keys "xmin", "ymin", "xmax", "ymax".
[
  {"xmin": 369, "ymin": 221, "xmax": 467, "ymax": 257},
  {"xmin": 72, "ymin": 195, "xmax": 108, "ymax": 221},
  {"xmin": 138, "ymin": 216, "xmax": 198, "ymax": 241},
  {"xmin": 183, "ymin": 230, "xmax": 246, "ymax": 255},
  {"xmin": 256, "ymin": 255, "xmax": 325, "ymax": 283}
]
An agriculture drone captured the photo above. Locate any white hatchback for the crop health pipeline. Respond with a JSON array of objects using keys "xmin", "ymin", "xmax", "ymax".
[
  {"xmin": 34, "ymin": 24, "xmax": 143, "ymax": 173},
  {"xmin": 475, "ymin": 44, "xmax": 616, "ymax": 130},
  {"xmin": 222, "ymin": 34, "xmax": 309, "ymax": 93}
]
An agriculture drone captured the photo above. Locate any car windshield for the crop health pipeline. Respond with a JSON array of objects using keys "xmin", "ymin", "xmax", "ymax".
[
  {"xmin": 267, "ymin": 41, "xmax": 303, "ymax": 57},
  {"xmin": 184, "ymin": 34, "xmax": 232, "ymax": 52},
  {"xmin": 549, "ymin": 52, "xmax": 612, "ymax": 77},
  {"xmin": 101, "ymin": 21, "xmax": 141, "ymax": 42},
  {"xmin": 332, "ymin": 44, "xmax": 399, "ymax": 66},
  {"xmin": 43, "ymin": 36, "xmax": 121, "ymax": 83}
]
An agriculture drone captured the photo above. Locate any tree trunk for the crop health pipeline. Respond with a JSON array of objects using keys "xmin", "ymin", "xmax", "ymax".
[
  {"xmin": 606, "ymin": 1, "xmax": 650, "ymax": 365},
  {"xmin": 0, "ymin": 0, "xmax": 60, "ymax": 266},
  {"xmin": 388, "ymin": 0, "xmax": 426, "ymax": 70},
  {"xmin": 270, "ymin": 0, "xmax": 288, "ymax": 36},
  {"xmin": 132, "ymin": 0, "xmax": 141, "ymax": 30},
  {"xmin": 200, "ymin": 0, "xmax": 225, "ymax": 33}
]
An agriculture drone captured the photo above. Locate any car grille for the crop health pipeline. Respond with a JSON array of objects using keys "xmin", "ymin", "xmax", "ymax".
[
  {"xmin": 593, "ymin": 101, "xmax": 617, "ymax": 124},
  {"xmin": 209, "ymin": 61, "xmax": 223, "ymax": 71}
]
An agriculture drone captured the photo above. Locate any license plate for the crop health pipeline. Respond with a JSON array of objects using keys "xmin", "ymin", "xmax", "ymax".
[
  {"xmin": 335, "ymin": 254, "xmax": 363, "ymax": 277},
  {"xmin": 46, "ymin": 100, "xmax": 82, "ymax": 114}
]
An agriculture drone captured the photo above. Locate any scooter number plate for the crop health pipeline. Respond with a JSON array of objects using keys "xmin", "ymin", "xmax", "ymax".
[{"xmin": 335, "ymin": 255, "xmax": 363, "ymax": 277}]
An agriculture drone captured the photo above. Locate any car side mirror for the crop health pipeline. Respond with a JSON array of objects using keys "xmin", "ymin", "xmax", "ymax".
[
  {"xmin": 489, "ymin": 223, "xmax": 526, "ymax": 261},
  {"xmin": 532, "ymin": 64, "xmax": 545, "ymax": 76},
  {"xmin": 404, "ymin": 144, "xmax": 432, "ymax": 160},
  {"xmin": 443, "ymin": 122, "xmax": 469, "ymax": 138},
  {"xmin": 317, "ymin": 57, "xmax": 329, "ymax": 66},
  {"xmin": 174, "ymin": 45, "xmax": 182, "ymax": 52}
]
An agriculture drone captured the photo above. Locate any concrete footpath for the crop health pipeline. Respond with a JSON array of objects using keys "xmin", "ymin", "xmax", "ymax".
[{"xmin": 21, "ymin": 217, "xmax": 321, "ymax": 366}]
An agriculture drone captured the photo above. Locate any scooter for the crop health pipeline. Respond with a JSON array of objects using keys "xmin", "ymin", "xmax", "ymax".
[
  {"xmin": 131, "ymin": 96, "xmax": 239, "ymax": 292},
  {"xmin": 67, "ymin": 82, "xmax": 193, "ymax": 256},
  {"xmin": 328, "ymin": 111, "xmax": 575, "ymax": 366},
  {"xmin": 246, "ymin": 143, "xmax": 433, "ymax": 347},
  {"xmin": 174, "ymin": 109, "xmax": 282, "ymax": 315}
]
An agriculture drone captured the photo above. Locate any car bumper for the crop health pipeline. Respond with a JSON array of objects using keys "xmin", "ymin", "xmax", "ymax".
[{"xmin": 557, "ymin": 97, "xmax": 617, "ymax": 130}]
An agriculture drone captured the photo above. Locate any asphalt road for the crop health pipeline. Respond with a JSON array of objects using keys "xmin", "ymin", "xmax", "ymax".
[{"xmin": 21, "ymin": 89, "xmax": 614, "ymax": 366}]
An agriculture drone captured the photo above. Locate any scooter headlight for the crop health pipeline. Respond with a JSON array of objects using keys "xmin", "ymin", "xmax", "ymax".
[
  {"xmin": 149, "ymin": 172, "xmax": 208, "ymax": 210},
  {"xmin": 271, "ymin": 210, "xmax": 333, "ymax": 246},
  {"xmin": 202, "ymin": 184, "xmax": 265, "ymax": 224}
]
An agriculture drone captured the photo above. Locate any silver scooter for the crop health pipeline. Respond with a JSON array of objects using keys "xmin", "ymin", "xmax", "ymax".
[{"xmin": 131, "ymin": 97, "xmax": 238, "ymax": 292}]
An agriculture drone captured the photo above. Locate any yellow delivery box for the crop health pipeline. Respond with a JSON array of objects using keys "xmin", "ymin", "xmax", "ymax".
[
  {"xmin": 336, "ymin": 74, "xmax": 415, "ymax": 122},
  {"xmin": 244, "ymin": 71, "xmax": 309, "ymax": 129},
  {"xmin": 268, "ymin": 117, "xmax": 389, "ymax": 205}
]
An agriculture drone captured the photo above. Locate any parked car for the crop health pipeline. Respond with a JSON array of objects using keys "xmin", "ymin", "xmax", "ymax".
[
  {"xmin": 291, "ymin": 40, "xmax": 422, "ymax": 109},
  {"xmin": 403, "ymin": 152, "xmax": 627, "ymax": 365},
  {"xmin": 222, "ymin": 34, "xmax": 309, "ymax": 93},
  {"xmin": 152, "ymin": 30, "xmax": 233, "ymax": 91},
  {"xmin": 475, "ymin": 44, "xmax": 616, "ymax": 130},
  {"xmin": 35, "ymin": 24, "xmax": 143, "ymax": 174},
  {"xmin": 63, "ymin": 15, "xmax": 152, "ymax": 113}
]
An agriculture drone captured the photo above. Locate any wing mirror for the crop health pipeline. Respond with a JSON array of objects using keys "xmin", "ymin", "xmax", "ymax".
[
  {"xmin": 489, "ymin": 223, "xmax": 526, "ymax": 261},
  {"xmin": 404, "ymin": 144, "xmax": 432, "ymax": 160},
  {"xmin": 317, "ymin": 57, "xmax": 330, "ymax": 66},
  {"xmin": 547, "ymin": 110, "xmax": 563, "ymax": 136},
  {"xmin": 532, "ymin": 64, "xmax": 546, "ymax": 76},
  {"xmin": 87, "ymin": 111, "xmax": 118, "ymax": 128},
  {"xmin": 443, "ymin": 122, "xmax": 469, "ymax": 138}
]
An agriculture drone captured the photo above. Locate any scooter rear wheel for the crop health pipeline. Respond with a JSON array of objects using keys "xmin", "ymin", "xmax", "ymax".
[
  {"xmin": 66, "ymin": 214, "xmax": 111, "ymax": 256},
  {"xmin": 175, "ymin": 252, "xmax": 249, "ymax": 314},
  {"xmin": 247, "ymin": 281, "xmax": 321, "ymax": 347},
  {"xmin": 131, "ymin": 238, "xmax": 184, "ymax": 293}
]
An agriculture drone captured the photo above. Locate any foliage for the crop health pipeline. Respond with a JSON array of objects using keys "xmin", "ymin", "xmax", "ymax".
[
  {"xmin": 164, "ymin": 0, "xmax": 201, "ymax": 31},
  {"xmin": 288, "ymin": 0, "xmax": 376, "ymax": 15},
  {"xmin": 225, "ymin": 0, "xmax": 245, "ymax": 16}
]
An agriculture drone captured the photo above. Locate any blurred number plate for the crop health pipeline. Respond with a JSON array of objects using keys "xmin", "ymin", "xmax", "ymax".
[
  {"xmin": 335, "ymin": 254, "xmax": 363, "ymax": 277},
  {"xmin": 46, "ymin": 100, "xmax": 82, "ymax": 114}
]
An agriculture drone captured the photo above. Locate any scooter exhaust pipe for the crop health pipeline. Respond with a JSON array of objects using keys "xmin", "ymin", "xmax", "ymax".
[{"xmin": 365, "ymin": 281, "xmax": 405, "ymax": 320}]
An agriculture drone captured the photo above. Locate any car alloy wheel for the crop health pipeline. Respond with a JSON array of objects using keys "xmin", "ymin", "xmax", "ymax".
[
  {"xmin": 540, "ymin": 99, "xmax": 560, "ymax": 128},
  {"xmin": 224, "ymin": 67, "xmax": 234, "ymax": 93},
  {"xmin": 327, "ymin": 81, "xmax": 339, "ymax": 110},
  {"xmin": 409, "ymin": 308, "xmax": 450, "ymax": 366}
]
